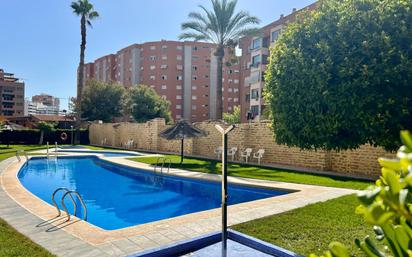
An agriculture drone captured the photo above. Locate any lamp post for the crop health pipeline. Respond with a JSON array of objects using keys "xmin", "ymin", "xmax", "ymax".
[
  {"xmin": 215, "ymin": 124, "xmax": 235, "ymax": 257},
  {"xmin": 70, "ymin": 125, "xmax": 74, "ymax": 145}
]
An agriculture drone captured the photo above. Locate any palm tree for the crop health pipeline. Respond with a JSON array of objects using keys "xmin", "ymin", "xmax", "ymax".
[
  {"xmin": 71, "ymin": 0, "xmax": 99, "ymax": 123},
  {"xmin": 180, "ymin": 0, "xmax": 259, "ymax": 120}
]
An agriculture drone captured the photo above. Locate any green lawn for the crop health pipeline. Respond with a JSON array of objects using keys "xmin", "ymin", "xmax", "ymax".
[
  {"xmin": 131, "ymin": 154, "xmax": 376, "ymax": 255},
  {"xmin": 130, "ymin": 155, "xmax": 372, "ymax": 190},
  {"xmin": 0, "ymin": 219, "xmax": 55, "ymax": 257},
  {"xmin": 233, "ymin": 194, "xmax": 372, "ymax": 256}
]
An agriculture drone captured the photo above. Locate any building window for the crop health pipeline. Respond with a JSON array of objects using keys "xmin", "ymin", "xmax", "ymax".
[
  {"xmin": 251, "ymin": 89, "xmax": 259, "ymax": 99},
  {"xmin": 160, "ymin": 64, "xmax": 168, "ymax": 69},
  {"xmin": 252, "ymin": 55, "xmax": 261, "ymax": 67},
  {"xmin": 161, "ymin": 85, "xmax": 167, "ymax": 90},
  {"xmin": 271, "ymin": 30, "xmax": 281, "ymax": 42},
  {"xmin": 150, "ymin": 75, "xmax": 156, "ymax": 80},
  {"xmin": 228, "ymin": 88, "xmax": 233, "ymax": 93},
  {"xmin": 161, "ymin": 95, "xmax": 167, "ymax": 100},
  {"xmin": 176, "ymin": 114, "xmax": 182, "ymax": 119},
  {"xmin": 161, "ymin": 75, "xmax": 167, "ymax": 80},
  {"xmin": 251, "ymin": 105, "xmax": 259, "ymax": 115},
  {"xmin": 192, "ymin": 66, "xmax": 198, "ymax": 71},
  {"xmin": 150, "ymin": 45, "xmax": 156, "ymax": 50},
  {"xmin": 234, "ymin": 88, "xmax": 239, "ymax": 93},
  {"xmin": 162, "ymin": 45, "xmax": 168, "ymax": 49},
  {"xmin": 161, "ymin": 55, "xmax": 167, "ymax": 60},
  {"xmin": 192, "ymin": 76, "xmax": 197, "ymax": 80},
  {"xmin": 192, "ymin": 56, "xmax": 199, "ymax": 61},
  {"xmin": 192, "ymin": 85, "xmax": 197, "ymax": 90},
  {"xmin": 234, "ymin": 79, "xmax": 239, "ymax": 84},
  {"xmin": 192, "ymin": 105, "xmax": 197, "ymax": 110},
  {"xmin": 176, "ymin": 95, "xmax": 182, "ymax": 99},
  {"xmin": 176, "ymin": 65, "xmax": 183, "ymax": 70},
  {"xmin": 177, "ymin": 75, "xmax": 183, "ymax": 81},
  {"xmin": 150, "ymin": 65, "xmax": 156, "ymax": 70},
  {"xmin": 192, "ymin": 46, "xmax": 198, "ymax": 51},
  {"xmin": 234, "ymin": 69, "xmax": 240, "ymax": 73},
  {"xmin": 150, "ymin": 56, "xmax": 156, "ymax": 61},
  {"xmin": 234, "ymin": 97, "xmax": 239, "ymax": 102},
  {"xmin": 204, "ymin": 74, "xmax": 209, "ymax": 78},
  {"xmin": 176, "ymin": 55, "xmax": 183, "ymax": 61},
  {"xmin": 251, "ymin": 38, "xmax": 261, "ymax": 50},
  {"xmin": 228, "ymin": 106, "xmax": 232, "ymax": 111},
  {"xmin": 176, "ymin": 85, "xmax": 182, "ymax": 90},
  {"xmin": 176, "ymin": 105, "xmax": 182, "ymax": 109},
  {"xmin": 177, "ymin": 45, "xmax": 183, "ymax": 50},
  {"xmin": 192, "ymin": 96, "xmax": 197, "ymax": 100}
]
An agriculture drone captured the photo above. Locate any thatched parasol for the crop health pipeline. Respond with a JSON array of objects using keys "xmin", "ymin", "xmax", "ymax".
[{"xmin": 159, "ymin": 120, "xmax": 207, "ymax": 164}]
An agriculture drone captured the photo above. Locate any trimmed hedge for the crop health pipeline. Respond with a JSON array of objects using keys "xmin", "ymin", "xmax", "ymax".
[{"xmin": 0, "ymin": 130, "xmax": 89, "ymax": 145}]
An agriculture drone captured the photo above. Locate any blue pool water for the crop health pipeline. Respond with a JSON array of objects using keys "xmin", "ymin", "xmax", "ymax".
[
  {"xmin": 57, "ymin": 150, "xmax": 140, "ymax": 157},
  {"xmin": 18, "ymin": 157, "xmax": 287, "ymax": 230}
]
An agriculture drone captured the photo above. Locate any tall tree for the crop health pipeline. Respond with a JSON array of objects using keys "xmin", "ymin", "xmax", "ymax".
[
  {"xmin": 126, "ymin": 85, "xmax": 172, "ymax": 123},
  {"xmin": 81, "ymin": 80, "xmax": 125, "ymax": 122},
  {"xmin": 265, "ymin": 0, "xmax": 412, "ymax": 151},
  {"xmin": 179, "ymin": 0, "xmax": 259, "ymax": 120},
  {"xmin": 71, "ymin": 0, "xmax": 99, "ymax": 124}
]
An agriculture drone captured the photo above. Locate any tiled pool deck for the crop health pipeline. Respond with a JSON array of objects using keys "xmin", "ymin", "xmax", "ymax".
[{"xmin": 0, "ymin": 153, "xmax": 357, "ymax": 256}]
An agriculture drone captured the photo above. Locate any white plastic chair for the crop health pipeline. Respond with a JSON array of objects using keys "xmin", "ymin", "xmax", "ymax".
[
  {"xmin": 125, "ymin": 139, "xmax": 134, "ymax": 149},
  {"xmin": 101, "ymin": 138, "xmax": 107, "ymax": 146},
  {"xmin": 214, "ymin": 146, "xmax": 223, "ymax": 159},
  {"xmin": 253, "ymin": 149, "xmax": 265, "ymax": 165},
  {"xmin": 228, "ymin": 147, "xmax": 238, "ymax": 161},
  {"xmin": 240, "ymin": 148, "xmax": 253, "ymax": 163}
]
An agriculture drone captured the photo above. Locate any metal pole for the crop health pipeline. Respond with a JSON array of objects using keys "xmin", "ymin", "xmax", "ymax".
[
  {"xmin": 180, "ymin": 138, "xmax": 184, "ymax": 164},
  {"xmin": 70, "ymin": 126, "xmax": 74, "ymax": 145},
  {"xmin": 215, "ymin": 124, "xmax": 235, "ymax": 257},
  {"xmin": 222, "ymin": 132, "xmax": 228, "ymax": 257}
]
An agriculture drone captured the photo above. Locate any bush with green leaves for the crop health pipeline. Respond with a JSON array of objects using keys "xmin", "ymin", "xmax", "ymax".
[
  {"xmin": 223, "ymin": 105, "xmax": 240, "ymax": 125},
  {"xmin": 126, "ymin": 85, "xmax": 172, "ymax": 123},
  {"xmin": 311, "ymin": 131, "xmax": 412, "ymax": 257},
  {"xmin": 265, "ymin": 0, "xmax": 412, "ymax": 151}
]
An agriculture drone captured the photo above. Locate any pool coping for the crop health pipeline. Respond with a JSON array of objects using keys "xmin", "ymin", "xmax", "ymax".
[{"xmin": 0, "ymin": 154, "xmax": 357, "ymax": 256}]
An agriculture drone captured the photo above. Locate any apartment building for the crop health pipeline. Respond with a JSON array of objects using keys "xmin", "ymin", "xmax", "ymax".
[
  {"xmin": 82, "ymin": 40, "xmax": 241, "ymax": 122},
  {"xmin": 25, "ymin": 94, "xmax": 60, "ymax": 116},
  {"xmin": 0, "ymin": 69, "xmax": 25, "ymax": 117},
  {"xmin": 239, "ymin": 3, "xmax": 317, "ymax": 122}
]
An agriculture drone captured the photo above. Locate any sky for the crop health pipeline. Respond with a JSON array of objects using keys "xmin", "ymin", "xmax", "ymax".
[{"xmin": 0, "ymin": 0, "xmax": 314, "ymax": 110}]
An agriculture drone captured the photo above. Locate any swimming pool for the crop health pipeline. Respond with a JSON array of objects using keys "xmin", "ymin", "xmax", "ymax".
[
  {"xmin": 56, "ymin": 149, "xmax": 141, "ymax": 157},
  {"xmin": 18, "ymin": 156, "xmax": 288, "ymax": 230}
]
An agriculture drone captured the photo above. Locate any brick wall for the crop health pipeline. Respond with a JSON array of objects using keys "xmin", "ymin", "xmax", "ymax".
[{"xmin": 89, "ymin": 119, "xmax": 394, "ymax": 177}]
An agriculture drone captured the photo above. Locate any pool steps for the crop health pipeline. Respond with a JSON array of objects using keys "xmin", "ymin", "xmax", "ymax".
[{"xmin": 51, "ymin": 187, "xmax": 88, "ymax": 222}]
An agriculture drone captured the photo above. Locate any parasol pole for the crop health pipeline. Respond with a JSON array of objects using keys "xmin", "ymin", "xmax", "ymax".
[
  {"xmin": 215, "ymin": 124, "xmax": 235, "ymax": 257},
  {"xmin": 180, "ymin": 136, "xmax": 184, "ymax": 164}
]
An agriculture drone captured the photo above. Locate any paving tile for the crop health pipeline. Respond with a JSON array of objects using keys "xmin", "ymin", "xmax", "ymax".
[
  {"xmin": 128, "ymin": 235, "xmax": 160, "ymax": 250},
  {"xmin": 110, "ymin": 238, "xmax": 142, "ymax": 254}
]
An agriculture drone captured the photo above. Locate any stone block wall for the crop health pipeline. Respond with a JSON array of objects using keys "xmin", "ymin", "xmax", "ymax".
[{"xmin": 89, "ymin": 119, "xmax": 395, "ymax": 177}]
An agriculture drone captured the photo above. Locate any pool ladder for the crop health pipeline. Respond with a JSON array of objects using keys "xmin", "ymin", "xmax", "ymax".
[
  {"xmin": 154, "ymin": 157, "xmax": 171, "ymax": 174},
  {"xmin": 51, "ymin": 188, "xmax": 87, "ymax": 221},
  {"xmin": 16, "ymin": 150, "xmax": 28, "ymax": 162},
  {"xmin": 46, "ymin": 142, "xmax": 59, "ymax": 159}
]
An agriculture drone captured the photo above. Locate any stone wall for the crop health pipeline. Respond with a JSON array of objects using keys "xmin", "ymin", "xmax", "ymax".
[{"xmin": 89, "ymin": 119, "xmax": 395, "ymax": 177}]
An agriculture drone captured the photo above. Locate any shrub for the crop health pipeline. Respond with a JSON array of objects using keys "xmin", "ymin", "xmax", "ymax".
[
  {"xmin": 310, "ymin": 131, "xmax": 412, "ymax": 257},
  {"xmin": 265, "ymin": 0, "xmax": 412, "ymax": 151}
]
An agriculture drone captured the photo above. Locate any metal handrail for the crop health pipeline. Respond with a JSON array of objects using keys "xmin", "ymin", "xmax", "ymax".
[
  {"xmin": 16, "ymin": 150, "xmax": 29, "ymax": 162},
  {"xmin": 154, "ymin": 157, "xmax": 172, "ymax": 174},
  {"xmin": 61, "ymin": 190, "xmax": 87, "ymax": 221},
  {"xmin": 51, "ymin": 187, "xmax": 76, "ymax": 217},
  {"xmin": 163, "ymin": 158, "xmax": 171, "ymax": 173}
]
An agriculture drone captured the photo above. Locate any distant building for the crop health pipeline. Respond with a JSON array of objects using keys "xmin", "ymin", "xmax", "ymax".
[
  {"xmin": 24, "ymin": 93, "xmax": 60, "ymax": 116},
  {"xmin": 239, "ymin": 3, "xmax": 317, "ymax": 122},
  {"xmin": 0, "ymin": 69, "xmax": 25, "ymax": 117},
  {"xmin": 81, "ymin": 40, "xmax": 241, "ymax": 122}
]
